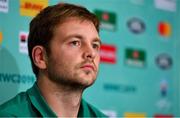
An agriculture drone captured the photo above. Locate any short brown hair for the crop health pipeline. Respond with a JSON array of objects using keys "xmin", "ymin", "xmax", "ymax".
[{"xmin": 28, "ymin": 3, "xmax": 100, "ymax": 76}]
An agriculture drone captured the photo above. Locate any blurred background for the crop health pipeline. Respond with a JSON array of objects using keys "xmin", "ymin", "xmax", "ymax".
[{"xmin": 0, "ymin": 0, "xmax": 179, "ymax": 117}]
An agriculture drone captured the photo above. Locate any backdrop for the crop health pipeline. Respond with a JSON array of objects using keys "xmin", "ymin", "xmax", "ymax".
[{"xmin": 0, "ymin": 0, "xmax": 179, "ymax": 117}]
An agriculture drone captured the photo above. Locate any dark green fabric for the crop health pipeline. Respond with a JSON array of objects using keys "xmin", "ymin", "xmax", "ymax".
[{"xmin": 0, "ymin": 83, "xmax": 106, "ymax": 117}]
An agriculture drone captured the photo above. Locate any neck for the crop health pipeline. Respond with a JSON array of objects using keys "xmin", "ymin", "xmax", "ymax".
[{"xmin": 37, "ymin": 75, "xmax": 84, "ymax": 117}]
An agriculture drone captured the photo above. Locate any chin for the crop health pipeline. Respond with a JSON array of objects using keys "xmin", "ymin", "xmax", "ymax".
[
  {"xmin": 73, "ymin": 71, "xmax": 97, "ymax": 88},
  {"xmin": 80, "ymin": 81, "xmax": 95, "ymax": 89},
  {"xmin": 79, "ymin": 76, "xmax": 96, "ymax": 88}
]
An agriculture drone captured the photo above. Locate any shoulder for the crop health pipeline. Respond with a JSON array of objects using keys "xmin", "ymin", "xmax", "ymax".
[
  {"xmin": 82, "ymin": 99, "xmax": 107, "ymax": 117},
  {"xmin": 0, "ymin": 92, "xmax": 30, "ymax": 116}
]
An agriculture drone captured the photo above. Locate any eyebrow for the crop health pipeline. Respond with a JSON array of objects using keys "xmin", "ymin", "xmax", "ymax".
[
  {"xmin": 93, "ymin": 38, "xmax": 102, "ymax": 46},
  {"xmin": 66, "ymin": 34, "xmax": 102, "ymax": 45}
]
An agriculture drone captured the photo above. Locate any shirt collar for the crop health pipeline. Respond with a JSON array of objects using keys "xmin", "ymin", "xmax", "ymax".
[
  {"xmin": 78, "ymin": 99, "xmax": 92, "ymax": 117},
  {"xmin": 27, "ymin": 82, "xmax": 57, "ymax": 117},
  {"xmin": 27, "ymin": 82, "xmax": 93, "ymax": 117}
]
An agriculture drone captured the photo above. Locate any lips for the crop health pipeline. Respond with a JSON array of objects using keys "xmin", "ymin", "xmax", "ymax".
[{"xmin": 80, "ymin": 64, "xmax": 95, "ymax": 71}]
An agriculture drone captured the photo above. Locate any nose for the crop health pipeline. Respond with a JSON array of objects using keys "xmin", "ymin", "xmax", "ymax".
[{"xmin": 83, "ymin": 44, "xmax": 96, "ymax": 61}]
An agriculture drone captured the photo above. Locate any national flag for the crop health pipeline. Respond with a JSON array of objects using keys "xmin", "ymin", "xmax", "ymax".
[
  {"xmin": 125, "ymin": 48, "xmax": 146, "ymax": 67},
  {"xmin": 94, "ymin": 9, "xmax": 116, "ymax": 31},
  {"xmin": 20, "ymin": 0, "xmax": 48, "ymax": 17},
  {"xmin": 100, "ymin": 44, "xmax": 117, "ymax": 64},
  {"xmin": 158, "ymin": 22, "xmax": 171, "ymax": 37}
]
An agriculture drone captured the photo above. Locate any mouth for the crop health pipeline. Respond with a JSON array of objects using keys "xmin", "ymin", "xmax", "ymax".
[{"xmin": 80, "ymin": 64, "xmax": 95, "ymax": 71}]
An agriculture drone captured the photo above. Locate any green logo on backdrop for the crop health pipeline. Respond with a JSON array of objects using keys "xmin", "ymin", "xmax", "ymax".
[
  {"xmin": 125, "ymin": 48, "xmax": 146, "ymax": 67},
  {"xmin": 94, "ymin": 9, "xmax": 116, "ymax": 31}
]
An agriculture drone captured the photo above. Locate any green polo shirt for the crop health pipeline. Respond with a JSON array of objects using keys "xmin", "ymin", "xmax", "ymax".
[{"xmin": 0, "ymin": 83, "xmax": 106, "ymax": 117}]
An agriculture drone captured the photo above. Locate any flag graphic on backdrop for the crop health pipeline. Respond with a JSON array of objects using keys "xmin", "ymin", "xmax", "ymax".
[
  {"xmin": 20, "ymin": 0, "xmax": 48, "ymax": 17},
  {"xmin": 94, "ymin": 9, "xmax": 116, "ymax": 31},
  {"xmin": 125, "ymin": 48, "xmax": 146, "ymax": 67},
  {"xmin": 100, "ymin": 44, "xmax": 117, "ymax": 64},
  {"xmin": 19, "ymin": 31, "xmax": 28, "ymax": 54},
  {"xmin": 158, "ymin": 22, "xmax": 171, "ymax": 37}
]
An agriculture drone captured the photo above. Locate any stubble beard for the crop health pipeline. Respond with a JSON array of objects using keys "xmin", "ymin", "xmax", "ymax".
[{"xmin": 47, "ymin": 61, "xmax": 98, "ymax": 90}]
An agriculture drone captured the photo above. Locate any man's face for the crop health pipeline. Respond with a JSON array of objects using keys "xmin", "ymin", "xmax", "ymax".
[{"xmin": 46, "ymin": 18, "xmax": 101, "ymax": 88}]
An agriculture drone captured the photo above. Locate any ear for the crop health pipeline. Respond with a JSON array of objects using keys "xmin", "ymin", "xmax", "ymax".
[{"xmin": 32, "ymin": 46, "xmax": 47, "ymax": 69}]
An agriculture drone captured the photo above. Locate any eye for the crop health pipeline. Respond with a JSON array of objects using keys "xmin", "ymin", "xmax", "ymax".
[
  {"xmin": 92, "ymin": 42, "xmax": 100, "ymax": 51},
  {"xmin": 70, "ymin": 40, "xmax": 80, "ymax": 47}
]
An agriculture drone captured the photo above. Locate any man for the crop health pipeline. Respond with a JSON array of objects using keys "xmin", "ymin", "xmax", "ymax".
[{"xmin": 0, "ymin": 3, "xmax": 106, "ymax": 117}]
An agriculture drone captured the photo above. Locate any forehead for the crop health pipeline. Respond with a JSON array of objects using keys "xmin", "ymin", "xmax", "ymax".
[
  {"xmin": 56, "ymin": 17, "xmax": 97, "ymax": 30},
  {"xmin": 53, "ymin": 17, "xmax": 100, "ymax": 39}
]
